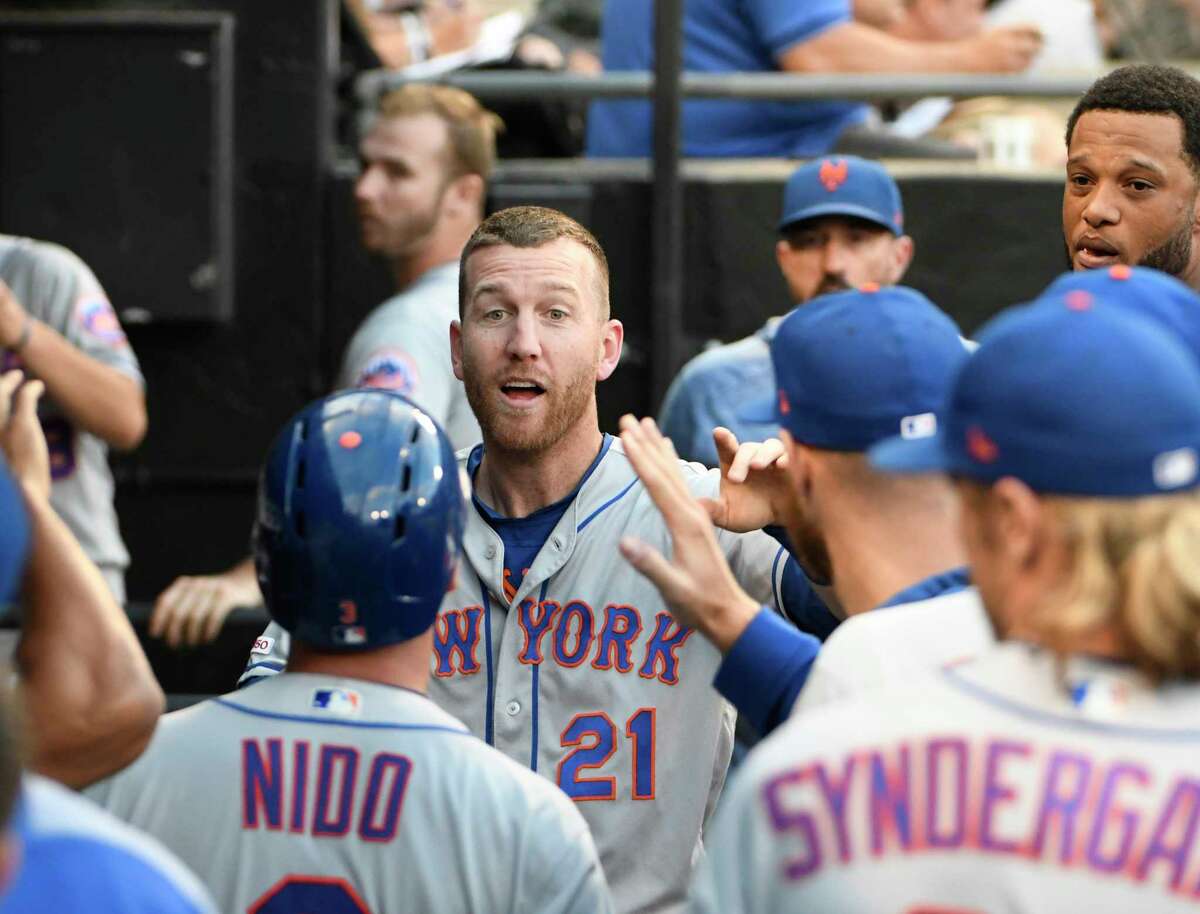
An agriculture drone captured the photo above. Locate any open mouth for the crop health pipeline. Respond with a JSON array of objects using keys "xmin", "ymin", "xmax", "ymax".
[
  {"xmin": 1076, "ymin": 236, "xmax": 1121, "ymax": 267},
  {"xmin": 500, "ymin": 381, "xmax": 546, "ymax": 403}
]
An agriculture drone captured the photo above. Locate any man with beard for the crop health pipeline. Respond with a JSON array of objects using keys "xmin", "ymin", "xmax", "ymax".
[
  {"xmin": 623, "ymin": 285, "xmax": 981, "ymax": 737},
  {"xmin": 659, "ymin": 156, "xmax": 914, "ymax": 467},
  {"xmin": 151, "ymin": 84, "xmax": 498, "ymax": 648},
  {"xmin": 1065, "ymin": 64, "xmax": 1200, "ymax": 287},
  {"xmin": 236, "ymin": 206, "xmax": 832, "ymax": 914}
]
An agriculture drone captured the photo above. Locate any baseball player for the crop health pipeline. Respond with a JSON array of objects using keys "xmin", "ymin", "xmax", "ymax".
[
  {"xmin": 688, "ymin": 285, "xmax": 1200, "ymax": 913},
  {"xmin": 0, "ymin": 368, "xmax": 163, "ymax": 789},
  {"xmin": 242, "ymin": 206, "xmax": 832, "ymax": 914},
  {"xmin": 621, "ymin": 285, "xmax": 985, "ymax": 735},
  {"xmin": 88, "ymin": 389, "xmax": 612, "ymax": 914},
  {"xmin": 151, "ymin": 83, "xmax": 497, "ymax": 646},
  {"xmin": 0, "ymin": 380, "xmax": 212, "ymax": 912},
  {"xmin": 0, "ymin": 235, "xmax": 146, "ymax": 603},
  {"xmin": 1064, "ymin": 65, "xmax": 1200, "ymax": 290},
  {"xmin": 659, "ymin": 156, "xmax": 914, "ymax": 467}
]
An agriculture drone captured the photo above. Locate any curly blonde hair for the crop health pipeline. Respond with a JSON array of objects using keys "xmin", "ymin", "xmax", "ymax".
[{"xmin": 1034, "ymin": 491, "xmax": 1200, "ymax": 682}]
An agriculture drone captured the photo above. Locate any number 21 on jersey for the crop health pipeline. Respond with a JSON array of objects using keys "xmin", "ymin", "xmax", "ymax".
[{"xmin": 557, "ymin": 708, "xmax": 655, "ymax": 801}]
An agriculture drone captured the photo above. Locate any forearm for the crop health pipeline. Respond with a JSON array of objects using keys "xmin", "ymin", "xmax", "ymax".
[
  {"xmin": 16, "ymin": 484, "xmax": 163, "ymax": 787},
  {"xmin": 16, "ymin": 320, "xmax": 146, "ymax": 449},
  {"xmin": 782, "ymin": 21, "xmax": 987, "ymax": 74},
  {"xmin": 712, "ymin": 608, "xmax": 820, "ymax": 736}
]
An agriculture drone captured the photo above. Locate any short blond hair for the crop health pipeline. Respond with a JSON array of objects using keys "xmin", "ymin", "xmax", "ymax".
[
  {"xmin": 376, "ymin": 84, "xmax": 503, "ymax": 180},
  {"xmin": 1033, "ymin": 492, "xmax": 1200, "ymax": 682},
  {"xmin": 458, "ymin": 205, "xmax": 611, "ymax": 319}
]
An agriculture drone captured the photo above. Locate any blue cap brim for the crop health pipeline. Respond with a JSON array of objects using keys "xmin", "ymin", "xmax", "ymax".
[
  {"xmin": 738, "ymin": 394, "xmax": 779, "ymax": 425},
  {"xmin": 779, "ymin": 203, "xmax": 901, "ymax": 235},
  {"xmin": 868, "ymin": 430, "xmax": 950, "ymax": 474}
]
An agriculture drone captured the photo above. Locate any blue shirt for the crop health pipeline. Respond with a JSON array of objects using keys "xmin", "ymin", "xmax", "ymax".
[
  {"xmin": 0, "ymin": 775, "xmax": 216, "ymax": 914},
  {"xmin": 715, "ymin": 566, "xmax": 972, "ymax": 737},
  {"xmin": 587, "ymin": 0, "xmax": 868, "ymax": 158},
  {"xmin": 659, "ymin": 320, "xmax": 782, "ymax": 467}
]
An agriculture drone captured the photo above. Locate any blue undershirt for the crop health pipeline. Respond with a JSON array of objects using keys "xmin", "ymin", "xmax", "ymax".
[
  {"xmin": 469, "ymin": 436, "xmax": 613, "ymax": 597},
  {"xmin": 715, "ymin": 566, "xmax": 971, "ymax": 737}
]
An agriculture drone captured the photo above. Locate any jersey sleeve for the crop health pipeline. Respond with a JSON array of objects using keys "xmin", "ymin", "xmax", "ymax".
[
  {"xmin": 516, "ymin": 788, "xmax": 615, "ymax": 914},
  {"xmin": 712, "ymin": 608, "xmax": 820, "ymax": 737},
  {"xmin": 337, "ymin": 305, "xmax": 455, "ymax": 427},
  {"xmin": 22, "ymin": 242, "xmax": 143, "ymax": 384},
  {"xmin": 743, "ymin": 0, "xmax": 851, "ymax": 58},
  {"xmin": 237, "ymin": 621, "xmax": 290, "ymax": 687}
]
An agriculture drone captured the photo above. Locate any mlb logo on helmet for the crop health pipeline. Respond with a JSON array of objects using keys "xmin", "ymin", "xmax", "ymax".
[
  {"xmin": 311, "ymin": 688, "xmax": 362, "ymax": 717},
  {"xmin": 900, "ymin": 412, "xmax": 937, "ymax": 440}
]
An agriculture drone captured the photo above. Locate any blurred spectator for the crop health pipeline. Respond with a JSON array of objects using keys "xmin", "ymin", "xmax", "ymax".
[
  {"xmin": 345, "ymin": 0, "xmax": 485, "ymax": 69},
  {"xmin": 0, "ymin": 237, "xmax": 145, "ymax": 604},
  {"xmin": 149, "ymin": 84, "xmax": 498, "ymax": 648},
  {"xmin": 886, "ymin": 0, "xmax": 1102, "ymax": 168},
  {"xmin": 587, "ymin": 0, "xmax": 1042, "ymax": 158},
  {"xmin": 1098, "ymin": 0, "xmax": 1200, "ymax": 59}
]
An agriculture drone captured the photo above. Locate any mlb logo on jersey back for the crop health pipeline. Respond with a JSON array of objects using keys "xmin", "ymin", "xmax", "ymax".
[{"xmin": 311, "ymin": 688, "xmax": 362, "ymax": 717}]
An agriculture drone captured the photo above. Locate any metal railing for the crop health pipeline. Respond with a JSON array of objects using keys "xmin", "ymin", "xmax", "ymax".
[{"xmin": 354, "ymin": 6, "xmax": 1111, "ymax": 401}]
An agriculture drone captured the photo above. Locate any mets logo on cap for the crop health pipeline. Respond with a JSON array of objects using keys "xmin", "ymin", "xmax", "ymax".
[{"xmin": 819, "ymin": 158, "xmax": 849, "ymax": 192}]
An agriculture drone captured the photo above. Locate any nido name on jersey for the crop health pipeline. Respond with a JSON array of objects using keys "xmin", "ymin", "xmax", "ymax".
[
  {"xmin": 241, "ymin": 738, "xmax": 411, "ymax": 842},
  {"xmin": 433, "ymin": 600, "xmax": 693, "ymax": 685},
  {"xmin": 762, "ymin": 735, "xmax": 1200, "ymax": 898}
]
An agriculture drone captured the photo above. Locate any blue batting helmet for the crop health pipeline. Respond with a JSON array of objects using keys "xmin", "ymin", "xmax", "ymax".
[{"xmin": 252, "ymin": 390, "xmax": 468, "ymax": 651}]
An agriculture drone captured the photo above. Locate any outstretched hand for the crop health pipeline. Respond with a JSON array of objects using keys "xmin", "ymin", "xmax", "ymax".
[
  {"xmin": 617, "ymin": 415, "xmax": 760, "ymax": 652},
  {"xmin": 698, "ymin": 427, "xmax": 793, "ymax": 533}
]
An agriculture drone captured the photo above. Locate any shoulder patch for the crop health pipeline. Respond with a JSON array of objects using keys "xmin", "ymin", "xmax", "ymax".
[
  {"xmin": 250, "ymin": 636, "xmax": 275, "ymax": 656},
  {"xmin": 76, "ymin": 295, "xmax": 127, "ymax": 346},
  {"xmin": 355, "ymin": 348, "xmax": 420, "ymax": 394}
]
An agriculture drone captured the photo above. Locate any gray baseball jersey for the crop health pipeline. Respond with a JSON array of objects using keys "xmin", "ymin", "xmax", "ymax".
[
  {"xmin": 692, "ymin": 641, "xmax": 1200, "ymax": 914},
  {"xmin": 337, "ymin": 261, "xmax": 480, "ymax": 451},
  {"xmin": 241, "ymin": 439, "xmax": 791, "ymax": 914},
  {"xmin": 793, "ymin": 587, "xmax": 993, "ymax": 713},
  {"xmin": 87, "ymin": 672, "xmax": 612, "ymax": 914},
  {"xmin": 0, "ymin": 235, "xmax": 143, "ymax": 602}
]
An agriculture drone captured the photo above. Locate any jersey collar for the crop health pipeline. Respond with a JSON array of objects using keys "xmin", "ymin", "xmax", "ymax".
[{"xmin": 876, "ymin": 565, "xmax": 971, "ymax": 610}]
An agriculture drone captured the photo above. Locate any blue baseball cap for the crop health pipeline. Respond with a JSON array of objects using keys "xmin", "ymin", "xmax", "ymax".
[
  {"xmin": 779, "ymin": 156, "xmax": 904, "ymax": 235},
  {"xmin": 1041, "ymin": 265, "xmax": 1200, "ymax": 362},
  {"xmin": 740, "ymin": 285, "xmax": 969, "ymax": 451},
  {"xmin": 870, "ymin": 291, "xmax": 1200, "ymax": 496}
]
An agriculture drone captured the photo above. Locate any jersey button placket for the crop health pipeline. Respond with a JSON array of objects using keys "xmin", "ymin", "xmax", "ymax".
[{"xmin": 505, "ymin": 700, "xmax": 521, "ymax": 716}]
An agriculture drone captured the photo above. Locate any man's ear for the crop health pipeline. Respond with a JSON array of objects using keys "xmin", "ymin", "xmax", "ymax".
[
  {"xmin": 892, "ymin": 234, "xmax": 916, "ymax": 281},
  {"xmin": 449, "ymin": 320, "xmax": 465, "ymax": 381},
  {"xmin": 596, "ymin": 319, "xmax": 624, "ymax": 382},
  {"xmin": 443, "ymin": 173, "xmax": 485, "ymax": 219},
  {"xmin": 989, "ymin": 476, "xmax": 1045, "ymax": 571}
]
